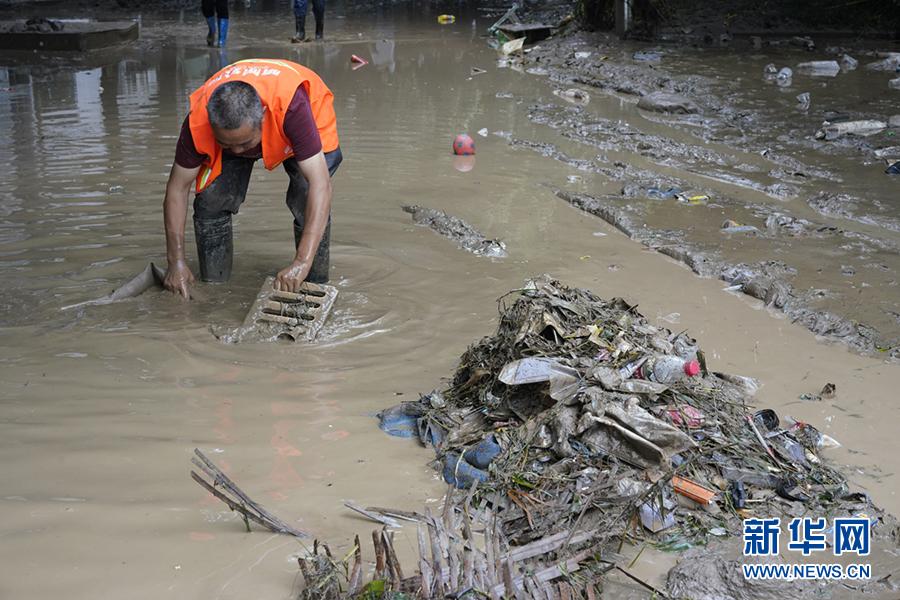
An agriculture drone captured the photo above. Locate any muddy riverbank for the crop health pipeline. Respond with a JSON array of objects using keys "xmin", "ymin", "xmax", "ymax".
[
  {"xmin": 501, "ymin": 23, "xmax": 900, "ymax": 358},
  {"xmin": 0, "ymin": 2, "xmax": 898, "ymax": 598}
]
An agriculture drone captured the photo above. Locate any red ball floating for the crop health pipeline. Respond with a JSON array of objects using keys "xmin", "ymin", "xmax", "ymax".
[{"xmin": 452, "ymin": 134, "xmax": 475, "ymax": 156}]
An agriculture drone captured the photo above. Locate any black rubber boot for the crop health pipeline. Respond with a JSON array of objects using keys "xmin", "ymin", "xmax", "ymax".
[
  {"xmin": 293, "ymin": 221, "xmax": 330, "ymax": 284},
  {"xmin": 291, "ymin": 14, "xmax": 305, "ymax": 43},
  {"xmin": 194, "ymin": 214, "xmax": 233, "ymax": 282}
]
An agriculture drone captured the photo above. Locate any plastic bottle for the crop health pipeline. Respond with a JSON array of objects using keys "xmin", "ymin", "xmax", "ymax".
[
  {"xmin": 634, "ymin": 355, "xmax": 700, "ymax": 384},
  {"xmin": 672, "ymin": 334, "xmax": 699, "ymax": 362}
]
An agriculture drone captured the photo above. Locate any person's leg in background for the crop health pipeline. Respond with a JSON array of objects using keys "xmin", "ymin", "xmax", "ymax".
[
  {"xmin": 291, "ymin": 0, "xmax": 308, "ymax": 43},
  {"xmin": 216, "ymin": 0, "xmax": 230, "ymax": 47},
  {"xmin": 283, "ymin": 148, "xmax": 343, "ymax": 283},
  {"xmin": 201, "ymin": 0, "xmax": 217, "ymax": 46},
  {"xmin": 312, "ymin": 0, "xmax": 325, "ymax": 40},
  {"xmin": 192, "ymin": 155, "xmax": 256, "ymax": 282}
]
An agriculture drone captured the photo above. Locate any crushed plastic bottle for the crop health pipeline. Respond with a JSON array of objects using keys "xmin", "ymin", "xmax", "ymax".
[
  {"xmin": 672, "ymin": 334, "xmax": 699, "ymax": 362},
  {"xmin": 634, "ymin": 355, "xmax": 701, "ymax": 384}
]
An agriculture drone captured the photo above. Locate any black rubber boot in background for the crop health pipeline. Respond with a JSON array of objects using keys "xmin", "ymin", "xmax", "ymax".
[
  {"xmin": 291, "ymin": 14, "xmax": 306, "ymax": 42},
  {"xmin": 293, "ymin": 220, "xmax": 330, "ymax": 284},
  {"xmin": 194, "ymin": 214, "xmax": 234, "ymax": 283}
]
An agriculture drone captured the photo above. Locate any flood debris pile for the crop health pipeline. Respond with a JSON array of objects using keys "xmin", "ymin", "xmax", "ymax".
[
  {"xmin": 297, "ymin": 497, "xmax": 611, "ymax": 599},
  {"xmin": 382, "ymin": 276, "xmax": 863, "ymax": 558}
]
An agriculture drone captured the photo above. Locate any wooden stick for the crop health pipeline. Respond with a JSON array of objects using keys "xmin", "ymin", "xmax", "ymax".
[
  {"xmin": 344, "ymin": 501, "xmax": 401, "ymax": 528},
  {"xmin": 190, "ymin": 471, "xmax": 275, "ymax": 533},
  {"xmin": 426, "ymin": 509, "xmax": 448, "ymax": 592},
  {"xmin": 485, "ymin": 511, "xmax": 497, "ymax": 586},
  {"xmin": 492, "ymin": 551, "xmax": 591, "ymax": 598},
  {"xmin": 508, "ymin": 529, "xmax": 595, "ymax": 562},
  {"xmin": 191, "ymin": 448, "xmax": 309, "ymax": 538},
  {"xmin": 417, "ymin": 525, "xmax": 434, "ymax": 598},
  {"xmin": 612, "ymin": 564, "xmax": 670, "ymax": 598},
  {"xmin": 373, "ymin": 530, "xmax": 386, "ymax": 581},
  {"xmin": 364, "ymin": 506, "xmax": 427, "ymax": 523},
  {"xmin": 348, "ymin": 535, "xmax": 363, "ymax": 594},
  {"xmin": 383, "ymin": 530, "xmax": 405, "ymax": 583}
]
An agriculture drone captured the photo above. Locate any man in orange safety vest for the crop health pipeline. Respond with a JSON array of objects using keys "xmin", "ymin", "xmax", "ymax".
[{"xmin": 162, "ymin": 58, "xmax": 341, "ymax": 297}]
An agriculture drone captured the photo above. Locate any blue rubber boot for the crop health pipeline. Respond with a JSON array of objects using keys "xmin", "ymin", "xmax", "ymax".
[
  {"xmin": 463, "ymin": 435, "xmax": 502, "ymax": 469},
  {"xmin": 205, "ymin": 16, "xmax": 216, "ymax": 46},
  {"xmin": 442, "ymin": 453, "xmax": 489, "ymax": 489},
  {"xmin": 217, "ymin": 18, "xmax": 229, "ymax": 47}
]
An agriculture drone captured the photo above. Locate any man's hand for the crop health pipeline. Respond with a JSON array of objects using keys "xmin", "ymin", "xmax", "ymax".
[
  {"xmin": 164, "ymin": 259, "xmax": 196, "ymax": 298},
  {"xmin": 275, "ymin": 259, "xmax": 311, "ymax": 293}
]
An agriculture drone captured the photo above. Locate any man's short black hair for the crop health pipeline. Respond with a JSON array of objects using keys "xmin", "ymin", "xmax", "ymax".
[{"xmin": 207, "ymin": 81, "xmax": 263, "ymax": 130}]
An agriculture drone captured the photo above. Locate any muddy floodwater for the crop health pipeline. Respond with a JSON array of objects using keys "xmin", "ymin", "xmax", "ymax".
[{"xmin": 0, "ymin": 3, "xmax": 898, "ymax": 598}]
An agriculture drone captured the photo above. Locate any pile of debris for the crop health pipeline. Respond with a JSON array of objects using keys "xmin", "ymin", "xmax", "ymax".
[
  {"xmin": 381, "ymin": 276, "xmax": 862, "ymax": 556},
  {"xmin": 193, "ymin": 277, "xmax": 892, "ymax": 597}
]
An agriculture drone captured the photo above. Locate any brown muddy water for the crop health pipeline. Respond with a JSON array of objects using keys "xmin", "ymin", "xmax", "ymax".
[{"xmin": 0, "ymin": 3, "xmax": 898, "ymax": 598}]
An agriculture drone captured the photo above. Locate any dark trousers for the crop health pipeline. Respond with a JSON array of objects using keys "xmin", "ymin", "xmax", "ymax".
[
  {"xmin": 293, "ymin": 0, "xmax": 325, "ymax": 27},
  {"xmin": 293, "ymin": 0, "xmax": 325, "ymax": 19},
  {"xmin": 202, "ymin": 0, "xmax": 229, "ymax": 18},
  {"xmin": 193, "ymin": 148, "xmax": 343, "ymax": 282}
]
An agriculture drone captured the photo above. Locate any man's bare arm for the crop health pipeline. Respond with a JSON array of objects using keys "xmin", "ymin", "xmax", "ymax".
[
  {"xmin": 275, "ymin": 151, "xmax": 332, "ymax": 292},
  {"xmin": 163, "ymin": 163, "xmax": 201, "ymax": 298}
]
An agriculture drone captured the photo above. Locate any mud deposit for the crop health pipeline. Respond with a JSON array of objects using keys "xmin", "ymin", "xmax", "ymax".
[
  {"xmin": 0, "ymin": 1, "xmax": 898, "ymax": 599},
  {"xmin": 512, "ymin": 30, "xmax": 900, "ymax": 356}
]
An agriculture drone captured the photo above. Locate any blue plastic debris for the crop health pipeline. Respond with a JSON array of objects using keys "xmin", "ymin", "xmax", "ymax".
[
  {"xmin": 418, "ymin": 419, "xmax": 446, "ymax": 448},
  {"xmin": 377, "ymin": 403, "xmax": 425, "ymax": 438},
  {"xmin": 442, "ymin": 453, "xmax": 490, "ymax": 488},
  {"xmin": 646, "ymin": 186, "xmax": 681, "ymax": 200},
  {"xmin": 462, "ymin": 435, "xmax": 502, "ymax": 469}
]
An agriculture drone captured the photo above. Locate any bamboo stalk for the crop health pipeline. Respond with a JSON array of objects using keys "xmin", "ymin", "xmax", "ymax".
[
  {"xmin": 426, "ymin": 509, "xmax": 448, "ymax": 593},
  {"xmin": 348, "ymin": 535, "xmax": 363, "ymax": 594},
  {"xmin": 364, "ymin": 506, "xmax": 427, "ymax": 523},
  {"xmin": 190, "ymin": 449, "xmax": 307, "ymax": 538},
  {"xmin": 485, "ymin": 511, "xmax": 497, "ymax": 586},
  {"xmin": 190, "ymin": 471, "xmax": 276, "ymax": 534},
  {"xmin": 417, "ymin": 525, "xmax": 434, "ymax": 598},
  {"xmin": 344, "ymin": 501, "xmax": 401, "ymax": 528},
  {"xmin": 372, "ymin": 529, "xmax": 385, "ymax": 581},
  {"xmin": 383, "ymin": 530, "xmax": 405, "ymax": 583}
]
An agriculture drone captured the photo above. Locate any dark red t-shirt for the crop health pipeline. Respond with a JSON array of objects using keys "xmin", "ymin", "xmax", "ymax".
[{"xmin": 174, "ymin": 85, "xmax": 323, "ymax": 168}]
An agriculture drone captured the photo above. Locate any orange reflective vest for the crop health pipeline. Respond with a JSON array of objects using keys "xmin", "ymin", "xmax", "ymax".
[{"xmin": 188, "ymin": 59, "xmax": 339, "ymax": 192}]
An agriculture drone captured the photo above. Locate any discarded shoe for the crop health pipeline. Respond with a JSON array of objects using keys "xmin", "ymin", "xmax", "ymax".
[{"xmin": 442, "ymin": 453, "xmax": 489, "ymax": 488}]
